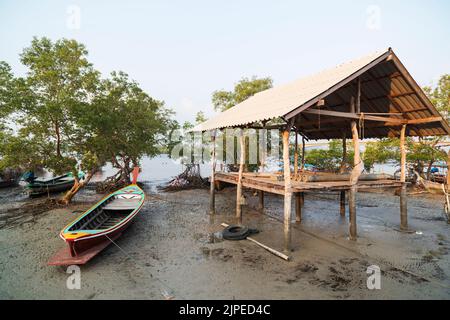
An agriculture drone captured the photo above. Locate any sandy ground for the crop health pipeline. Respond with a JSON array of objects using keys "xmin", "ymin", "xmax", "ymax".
[{"xmin": 0, "ymin": 184, "xmax": 449, "ymax": 299}]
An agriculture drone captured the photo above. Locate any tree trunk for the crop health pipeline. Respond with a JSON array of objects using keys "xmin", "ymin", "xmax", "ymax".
[{"xmin": 59, "ymin": 170, "xmax": 95, "ymax": 205}]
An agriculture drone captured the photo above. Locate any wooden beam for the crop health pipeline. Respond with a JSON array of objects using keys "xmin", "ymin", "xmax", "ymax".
[
  {"xmin": 400, "ymin": 124, "xmax": 408, "ymax": 230},
  {"xmin": 406, "ymin": 117, "xmax": 442, "ymax": 125},
  {"xmin": 209, "ymin": 131, "xmax": 216, "ymax": 215},
  {"xmin": 302, "ymin": 108, "xmax": 404, "ymax": 124},
  {"xmin": 282, "ymin": 130, "xmax": 292, "ymax": 252},
  {"xmin": 302, "ymin": 108, "xmax": 441, "ymax": 126},
  {"xmin": 236, "ymin": 129, "xmax": 245, "ymax": 223}
]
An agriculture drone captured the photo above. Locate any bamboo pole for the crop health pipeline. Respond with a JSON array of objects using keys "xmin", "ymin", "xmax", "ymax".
[
  {"xmin": 282, "ymin": 130, "xmax": 292, "ymax": 252},
  {"xmin": 220, "ymin": 223, "xmax": 290, "ymax": 261},
  {"xmin": 209, "ymin": 131, "xmax": 216, "ymax": 215},
  {"xmin": 400, "ymin": 124, "xmax": 408, "ymax": 230},
  {"xmin": 236, "ymin": 129, "xmax": 245, "ymax": 224}
]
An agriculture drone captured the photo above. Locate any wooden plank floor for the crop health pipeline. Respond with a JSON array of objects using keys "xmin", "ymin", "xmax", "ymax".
[{"xmin": 215, "ymin": 172, "xmax": 403, "ymax": 194}]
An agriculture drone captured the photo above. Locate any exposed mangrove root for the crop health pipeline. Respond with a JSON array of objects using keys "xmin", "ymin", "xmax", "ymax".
[
  {"xmin": 159, "ymin": 164, "xmax": 208, "ymax": 192},
  {"xmin": 0, "ymin": 198, "xmax": 63, "ymax": 230},
  {"xmin": 95, "ymin": 170, "xmax": 130, "ymax": 194}
]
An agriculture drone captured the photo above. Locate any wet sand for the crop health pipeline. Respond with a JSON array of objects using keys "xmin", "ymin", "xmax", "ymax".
[{"xmin": 0, "ymin": 185, "xmax": 449, "ymax": 299}]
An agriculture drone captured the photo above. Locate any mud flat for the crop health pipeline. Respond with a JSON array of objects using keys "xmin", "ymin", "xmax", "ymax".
[{"xmin": 0, "ymin": 186, "xmax": 449, "ymax": 299}]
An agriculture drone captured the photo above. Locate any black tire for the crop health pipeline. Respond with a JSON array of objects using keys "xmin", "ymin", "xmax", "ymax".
[{"xmin": 222, "ymin": 225, "xmax": 249, "ymax": 240}]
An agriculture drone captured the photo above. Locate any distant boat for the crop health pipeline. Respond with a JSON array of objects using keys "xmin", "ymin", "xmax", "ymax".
[
  {"xmin": 24, "ymin": 172, "xmax": 84, "ymax": 197},
  {"xmin": 48, "ymin": 167, "xmax": 144, "ymax": 265}
]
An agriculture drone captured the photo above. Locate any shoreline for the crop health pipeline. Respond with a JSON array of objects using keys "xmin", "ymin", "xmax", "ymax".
[{"xmin": 0, "ymin": 186, "xmax": 449, "ymax": 299}]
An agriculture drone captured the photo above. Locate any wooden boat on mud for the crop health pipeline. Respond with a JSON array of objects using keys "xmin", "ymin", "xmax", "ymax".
[
  {"xmin": 414, "ymin": 171, "xmax": 447, "ymax": 195},
  {"xmin": 48, "ymin": 167, "xmax": 144, "ymax": 266},
  {"xmin": 25, "ymin": 172, "xmax": 83, "ymax": 197}
]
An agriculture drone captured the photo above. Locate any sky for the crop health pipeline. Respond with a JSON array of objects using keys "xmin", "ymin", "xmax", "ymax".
[{"xmin": 1, "ymin": 0, "xmax": 449, "ymax": 124}]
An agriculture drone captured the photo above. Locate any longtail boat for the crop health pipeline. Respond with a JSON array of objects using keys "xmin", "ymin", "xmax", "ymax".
[
  {"xmin": 48, "ymin": 167, "xmax": 144, "ymax": 265},
  {"xmin": 25, "ymin": 172, "xmax": 84, "ymax": 197}
]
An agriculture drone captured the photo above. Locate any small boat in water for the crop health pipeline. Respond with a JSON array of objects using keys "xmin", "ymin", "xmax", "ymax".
[
  {"xmin": 48, "ymin": 167, "xmax": 144, "ymax": 265},
  {"xmin": 24, "ymin": 172, "xmax": 84, "ymax": 197}
]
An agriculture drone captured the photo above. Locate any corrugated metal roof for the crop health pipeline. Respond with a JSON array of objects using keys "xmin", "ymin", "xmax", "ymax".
[{"xmin": 192, "ymin": 48, "xmax": 450, "ymax": 139}]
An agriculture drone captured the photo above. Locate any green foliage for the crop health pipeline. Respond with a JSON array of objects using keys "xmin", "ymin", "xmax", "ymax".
[
  {"xmin": 0, "ymin": 37, "xmax": 176, "ymax": 201},
  {"xmin": 12, "ymin": 37, "xmax": 100, "ymax": 175},
  {"xmin": 305, "ymin": 140, "xmax": 354, "ymax": 172},
  {"xmin": 363, "ymin": 138, "xmax": 399, "ymax": 171},
  {"xmin": 0, "ymin": 62, "xmax": 15, "ymax": 120},
  {"xmin": 84, "ymin": 71, "xmax": 175, "ymax": 173},
  {"xmin": 195, "ymin": 111, "xmax": 207, "ymax": 124},
  {"xmin": 423, "ymin": 74, "xmax": 449, "ymax": 121},
  {"xmin": 212, "ymin": 76, "xmax": 273, "ymax": 112}
]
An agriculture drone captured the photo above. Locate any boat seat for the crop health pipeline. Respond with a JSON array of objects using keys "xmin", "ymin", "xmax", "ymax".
[{"xmin": 103, "ymin": 198, "xmax": 141, "ymax": 210}]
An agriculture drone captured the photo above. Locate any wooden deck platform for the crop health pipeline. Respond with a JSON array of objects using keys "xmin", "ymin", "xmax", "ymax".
[{"xmin": 215, "ymin": 172, "xmax": 403, "ymax": 195}]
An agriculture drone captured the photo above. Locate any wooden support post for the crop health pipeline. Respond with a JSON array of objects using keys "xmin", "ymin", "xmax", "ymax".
[
  {"xmin": 209, "ymin": 131, "xmax": 216, "ymax": 215},
  {"xmin": 282, "ymin": 130, "xmax": 292, "ymax": 252},
  {"xmin": 447, "ymin": 150, "xmax": 450, "ymax": 187},
  {"xmin": 236, "ymin": 129, "xmax": 245, "ymax": 224},
  {"xmin": 400, "ymin": 124, "xmax": 408, "ymax": 231},
  {"xmin": 356, "ymin": 77, "xmax": 361, "ymax": 113},
  {"xmin": 301, "ymin": 136, "xmax": 306, "ymax": 170},
  {"xmin": 340, "ymin": 133, "xmax": 347, "ymax": 173},
  {"xmin": 258, "ymin": 190, "xmax": 264, "ymax": 211},
  {"xmin": 294, "ymin": 130, "xmax": 299, "ymax": 178},
  {"xmin": 260, "ymin": 126, "xmax": 266, "ymax": 173},
  {"xmin": 349, "ymin": 93, "xmax": 362, "ymax": 241},
  {"xmin": 340, "ymin": 191, "xmax": 346, "ymax": 217},
  {"xmin": 295, "ymin": 192, "xmax": 304, "ymax": 223}
]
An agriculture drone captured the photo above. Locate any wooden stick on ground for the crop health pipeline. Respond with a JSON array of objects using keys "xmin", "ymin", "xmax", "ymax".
[{"xmin": 220, "ymin": 223, "xmax": 290, "ymax": 261}]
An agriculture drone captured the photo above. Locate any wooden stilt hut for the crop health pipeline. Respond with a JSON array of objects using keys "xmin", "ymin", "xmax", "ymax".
[{"xmin": 192, "ymin": 48, "xmax": 450, "ymax": 252}]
